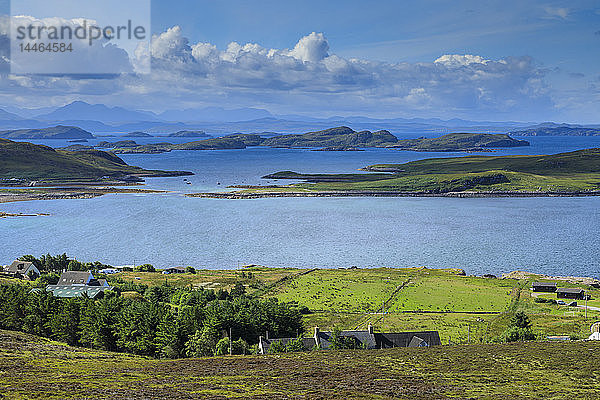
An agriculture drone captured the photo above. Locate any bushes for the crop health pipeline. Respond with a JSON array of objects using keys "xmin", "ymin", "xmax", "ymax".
[
  {"xmin": 215, "ymin": 337, "xmax": 250, "ymax": 355},
  {"xmin": 185, "ymin": 266, "xmax": 196, "ymax": 274},
  {"xmin": 134, "ymin": 264, "xmax": 155, "ymax": 273},
  {"xmin": 501, "ymin": 311, "xmax": 536, "ymax": 342}
]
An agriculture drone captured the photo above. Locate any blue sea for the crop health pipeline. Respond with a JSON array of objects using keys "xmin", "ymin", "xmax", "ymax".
[{"xmin": 1, "ymin": 135, "xmax": 600, "ymax": 277}]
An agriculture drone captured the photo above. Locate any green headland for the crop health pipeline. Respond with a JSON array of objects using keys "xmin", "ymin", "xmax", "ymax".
[{"xmin": 191, "ymin": 148, "xmax": 600, "ymax": 198}]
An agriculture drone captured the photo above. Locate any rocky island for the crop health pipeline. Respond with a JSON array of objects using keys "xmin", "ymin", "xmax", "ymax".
[{"xmin": 95, "ymin": 127, "xmax": 530, "ymax": 154}]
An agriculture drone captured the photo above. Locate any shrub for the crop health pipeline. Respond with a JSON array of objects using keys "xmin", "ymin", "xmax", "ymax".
[
  {"xmin": 285, "ymin": 337, "xmax": 306, "ymax": 352},
  {"xmin": 268, "ymin": 340, "xmax": 286, "ymax": 353},
  {"xmin": 134, "ymin": 264, "xmax": 155, "ymax": 273},
  {"xmin": 185, "ymin": 329, "xmax": 216, "ymax": 357},
  {"xmin": 185, "ymin": 266, "xmax": 196, "ymax": 274},
  {"xmin": 502, "ymin": 311, "xmax": 536, "ymax": 342},
  {"xmin": 215, "ymin": 337, "xmax": 250, "ymax": 355}
]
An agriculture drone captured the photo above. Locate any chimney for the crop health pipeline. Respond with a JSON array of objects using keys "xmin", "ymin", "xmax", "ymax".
[
  {"xmin": 266, "ymin": 331, "xmax": 269, "ymax": 340},
  {"xmin": 368, "ymin": 323, "xmax": 374, "ymax": 334},
  {"xmin": 314, "ymin": 326, "xmax": 321, "ymax": 348}
]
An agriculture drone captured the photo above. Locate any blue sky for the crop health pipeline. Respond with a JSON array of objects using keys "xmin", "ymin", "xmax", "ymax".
[
  {"xmin": 152, "ymin": 0, "xmax": 599, "ymax": 74},
  {"xmin": 1, "ymin": 0, "xmax": 599, "ymax": 122}
]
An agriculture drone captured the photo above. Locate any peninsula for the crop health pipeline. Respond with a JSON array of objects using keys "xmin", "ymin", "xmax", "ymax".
[
  {"xmin": 0, "ymin": 138, "xmax": 191, "ymax": 203},
  {"xmin": 189, "ymin": 148, "xmax": 600, "ymax": 198}
]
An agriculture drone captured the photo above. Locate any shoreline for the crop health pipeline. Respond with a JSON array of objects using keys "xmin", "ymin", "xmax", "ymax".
[
  {"xmin": 187, "ymin": 190, "xmax": 600, "ymax": 199},
  {"xmin": 0, "ymin": 211, "xmax": 50, "ymax": 218},
  {"xmin": 0, "ymin": 187, "xmax": 168, "ymax": 204}
]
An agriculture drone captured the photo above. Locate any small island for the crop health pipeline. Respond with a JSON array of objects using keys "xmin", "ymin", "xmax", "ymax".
[
  {"xmin": 122, "ymin": 131, "xmax": 154, "ymax": 138},
  {"xmin": 167, "ymin": 130, "xmax": 209, "ymax": 138},
  {"xmin": 189, "ymin": 148, "xmax": 600, "ymax": 198},
  {"xmin": 0, "ymin": 125, "xmax": 94, "ymax": 139}
]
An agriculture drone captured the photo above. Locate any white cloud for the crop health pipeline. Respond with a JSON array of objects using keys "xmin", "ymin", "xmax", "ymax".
[
  {"xmin": 544, "ymin": 7, "xmax": 569, "ymax": 19},
  {"xmin": 287, "ymin": 32, "xmax": 329, "ymax": 62},
  {"xmin": 434, "ymin": 54, "xmax": 492, "ymax": 67},
  {"xmin": 0, "ymin": 28, "xmax": 559, "ymax": 120}
]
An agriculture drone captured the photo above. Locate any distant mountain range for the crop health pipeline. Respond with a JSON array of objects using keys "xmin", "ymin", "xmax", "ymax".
[
  {"xmin": 0, "ymin": 101, "xmax": 597, "ymax": 137},
  {"xmin": 509, "ymin": 123, "xmax": 600, "ymax": 136}
]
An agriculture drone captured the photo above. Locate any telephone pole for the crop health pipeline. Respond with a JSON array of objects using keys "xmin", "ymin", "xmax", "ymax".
[{"xmin": 229, "ymin": 327, "xmax": 232, "ymax": 356}]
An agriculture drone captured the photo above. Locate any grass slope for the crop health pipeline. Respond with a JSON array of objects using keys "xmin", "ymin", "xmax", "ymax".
[
  {"xmin": 1, "ymin": 329, "xmax": 599, "ymax": 399},
  {"xmin": 230, "ymin": 149, "xmax": 600, "ymax": 195},
  {"xmin": 0, "ymin": 138, "xmax": 190, "ymax": 180}
]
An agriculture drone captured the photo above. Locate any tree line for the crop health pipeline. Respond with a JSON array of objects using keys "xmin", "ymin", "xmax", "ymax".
[{"xmin": 0, "ymin": 282, "xmax": 303, "ymax": 358}]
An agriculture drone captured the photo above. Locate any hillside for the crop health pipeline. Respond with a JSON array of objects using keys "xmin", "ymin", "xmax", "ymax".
[
  {"xmin": 0, "ymin": 125, "xmax": 94, "ymax": 139},
  {"xmin": 1, "ymin": 329, "xmax": 599, "ymax": 399},
  {"xmin": 390, "ymin": 132, "xmax": 529, "ymax": 151},
  {"xmin": 0, "ymin": 138, "xmax": 190, "ymax": 180}
]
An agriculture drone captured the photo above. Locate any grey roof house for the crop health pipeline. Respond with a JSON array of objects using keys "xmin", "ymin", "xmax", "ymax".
[
  {"xmin": 259, "ymin": 325, "xmax": 441, "ymax": 354},
  {"xmin": 46, "ymin": 271, "xmax": 112, "ymax": 299},
  {"xmin": 3, "ymin": 260, "xmax": 40, "ymax": 280}
]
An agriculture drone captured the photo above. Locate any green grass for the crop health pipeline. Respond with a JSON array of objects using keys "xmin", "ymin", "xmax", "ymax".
[
  {"xmin": 2, "ymin": 329, "xmax": 600, "ymax": 399},
  {"xmin": 388, "ymin": 274, "xmax": 516, "ymax": 312},
  {"xmin": 271, "ymin": 268, "xmax": 414, "ymax": 312},
  {"xmin": 117, "ymin": 267, "xmax": 299, "ymax": 293}
]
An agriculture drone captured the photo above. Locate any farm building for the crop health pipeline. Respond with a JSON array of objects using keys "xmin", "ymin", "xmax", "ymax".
[
  {"xmin": 259, "ymin": 325, "xmax": 441, "ymax": 354},
  {"xmin": 162, "ymin": 267, "xmax": 185, "ymax": 274},
  {"xmin": 46, "ymin": 271, "xmax": 113, "ymax": 298},
  {"xmin": 3, "ymin": 260, "xmax": 40, "ymax": 280},
  {"xmin": 556, "ymin": 288, "xmax": 586, "ymax": 300},
  {"xmin": 532, "ymin": 282, "xmax": 557, "ymax": 292}
]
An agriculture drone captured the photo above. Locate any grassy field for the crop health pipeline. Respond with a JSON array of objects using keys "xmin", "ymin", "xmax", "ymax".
[
  {"xmin": 111, "ymin": 267, "xmax": 600, "ymax": 343},
  {"xmin": 1, "ymin": 329, "xmax": 600, "ymax": 399},
  {"xmin": 116, "ymin": 267, "xmax": 299, "ymax": 292}
]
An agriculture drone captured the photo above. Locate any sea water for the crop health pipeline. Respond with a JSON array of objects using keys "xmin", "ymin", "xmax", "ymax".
[{"xmin": 1, "ymin": 136, "xmax": 599, "ymax": 276}]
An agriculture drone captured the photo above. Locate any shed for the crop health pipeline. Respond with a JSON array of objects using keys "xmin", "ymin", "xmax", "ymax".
[
  {"xmin": 532, "ymin": 282, "xmax": 557, "ymax": 292},
  {"xmin": 556, "ymin": 288, "xmax": 585, "ymax": 300},
  {"xmin": 163, "ymin": 267, "xmax": 185, "ymax": 274}
]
